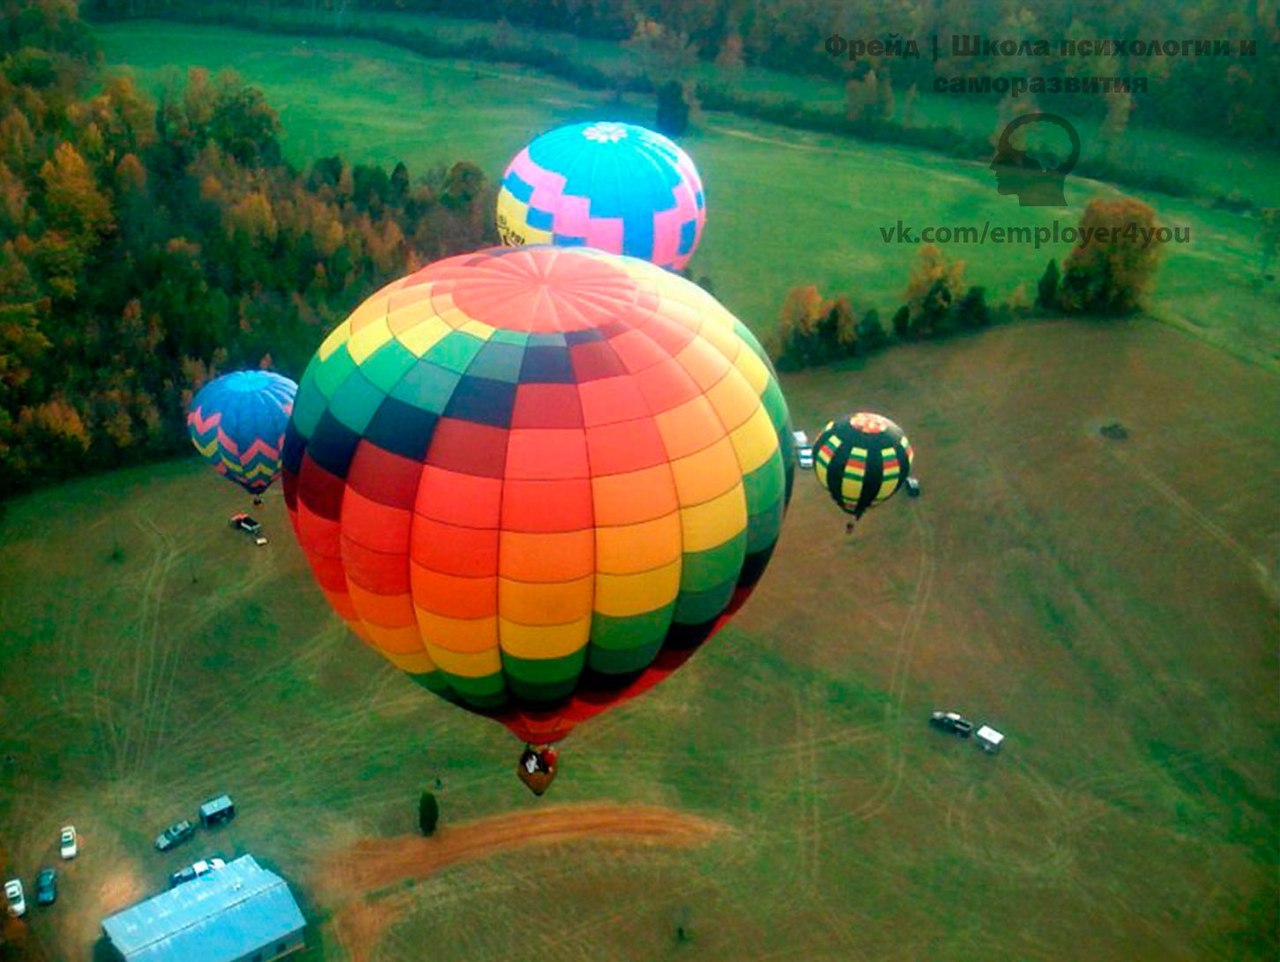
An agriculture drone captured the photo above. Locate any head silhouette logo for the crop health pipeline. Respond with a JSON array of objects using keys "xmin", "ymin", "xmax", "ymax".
[{"xmin": 990, "ymin": 113, "xmax": 1080, "ymax": 207}]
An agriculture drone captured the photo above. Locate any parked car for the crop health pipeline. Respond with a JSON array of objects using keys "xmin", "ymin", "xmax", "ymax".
[
  {"xmin": 929, "ymin": 710, "xmax": 973, "ymax": 737},
  {"xmin": 59, "ymin": 825, "xmax": 77, "ymax": 859},
  {"xmin": 155, "ymin": 819, "xmax": 196, "ymax": 852},
  {"xmin": 34, "ymin": 869, "xmax": 56, "ymax": 906},
  {"xmin": 229, "ymin": 513, "xmax": 262, "ymax": 535},
  {"xmin": 169, "ymin": 857, "xmax": 226, "ymax": 889},
  {"xmin": 906, "ymin": 476, "xmax": 921, "ymax": 497},
  {"xmin": 793, "ymin": 430, "xmax": 814, "ymax": 469},
  {"xmin": 4, "ymin": 878, "xmax": 25, "ymax": 917}
]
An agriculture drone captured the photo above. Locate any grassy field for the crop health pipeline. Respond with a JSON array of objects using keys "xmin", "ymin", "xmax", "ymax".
[
  {"xmin": 95, "ymin": 23, "xmax": 1280, "ymax": 370},
  {"xmin": 1, "ymin": 318, "xmax": 1276, "ymax": 961}
]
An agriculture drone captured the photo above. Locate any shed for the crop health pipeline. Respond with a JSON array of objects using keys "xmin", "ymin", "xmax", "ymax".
[
  {"xmin": 102, "ymin": 854, "xmax": 304, "ymax": 962},
  {"xmin": 975, "ymin": 725, "xmax": 1005, "ymax": 753},
  {"xmin": 199, "ymin": 794, "xmax": 235, "ymax": 827}
]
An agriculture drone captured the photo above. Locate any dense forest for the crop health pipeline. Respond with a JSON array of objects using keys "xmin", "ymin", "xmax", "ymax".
[
  {"xmin": 0, "ymin": 0, "xmax": 495, "ymax": 498},
  {"xmin": 85, "ymin": 0, "xmax": 1280, "ymax": 148}
]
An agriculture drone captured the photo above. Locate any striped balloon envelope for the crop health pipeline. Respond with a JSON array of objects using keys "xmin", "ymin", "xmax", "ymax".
[
  {"xmin": 495, "ymin": 121, "xmax": 705, "ymax": 272},
  {"xmin": 812, "ymin": 412, "xmax": 913, "ymax": 519},
  {"xmin": 282, "ymin": 246, "xmax": 794, "ymax": 788},
  {"xmin": 187, "ymin": 370, "xmax": 298, "ymax": 496}
]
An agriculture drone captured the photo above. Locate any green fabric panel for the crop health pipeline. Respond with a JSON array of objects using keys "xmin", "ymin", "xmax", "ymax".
[
  {"xmin": 742, "ymin": 454, "xmax": 784, "ymax": 515},
  {"xmin": 589, "ymin": 604, "xmax": 675, "ymax": 651},
  {"xmin": 587, "ymin": 637, "xmax": 664, "ymax": 675},
  {"xmin": 679, "ymin": 531, "xmax": 746, "ymax": 593},
  {"xmin": 491, "ymin": 328, "xmax": 531, "ymax": 346},
  {"xmin": 426, "ymin": 331, "xmax": 485, "ymax": 374},
  {"xmin": 502, "ymin": 648, "xmax": 585, "ymax": 704},
  {"xmin": 440, "ymin": 670, "xmax": 508, "ymax": 709},
  {"xmin": 388, "ymin": 360, "xmax": 460, "ymax": 414},
  {"xmin": 466, "ymin": 340, "xmax": 526, "ymax": 382},
  {"xmin": 359, "ymin": 339, "xmax": 419, "ymax": 394},
  {"xmin": 745, "ymin": 493, "xmax": 785, "ymax": 553},
  {"xmin": 314, "ymin": 344, "xmax": 357, "ymax": 399},
  {"xmin": 760, "ymin": 380, "xmax": 790, "ymax": 434},
  {"xmin": 673, "ymin": 577, "xmax": 737, "ymax": 625},
  {"xmin": 290, "ymin": 365, "xmax": 326, "ymax": 438},
  {"xmin": 326, "ymin": 367, "xmax": 385, "ymax": 434}
]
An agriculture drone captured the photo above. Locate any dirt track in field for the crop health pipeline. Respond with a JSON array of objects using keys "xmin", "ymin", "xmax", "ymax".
[{"xmin": 314, "ymin": 804, "xmax": 730, "ymax": 962}]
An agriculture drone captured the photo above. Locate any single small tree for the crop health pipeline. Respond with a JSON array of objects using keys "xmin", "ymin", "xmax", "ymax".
[
  {"xmin": 890, "ymin": 304, "xmax": 910, "ymax": 338},
  {"xmin": 418, "ymin": 790, "xmax": 439, "ymax": 836},
  {"xmin": 856, "ymin": 309, "xmax": 886, "ymax": 351},
  {"xmin": 1036, "ymin": 259, "xmax": 1060, "ymax": 311},
  {"xmin": 952, "ymin": 286, "xmax": 990, "ymax": 328},
  {"xmin": 1059, "ymin": 197, "xmax": 1163, "ymax": 314},
  {"xmin": 655, "ymin": 80, "xmax": 689, "ymax": 137}
]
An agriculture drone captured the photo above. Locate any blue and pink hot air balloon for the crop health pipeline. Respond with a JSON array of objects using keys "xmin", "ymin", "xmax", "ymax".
[{"xmin": 187, "ymin": 370, "xmax": 298, "ymax": 501}]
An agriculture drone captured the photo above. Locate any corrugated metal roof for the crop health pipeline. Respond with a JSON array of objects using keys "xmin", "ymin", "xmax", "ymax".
[{"xmin": 102, "ymin": 855, "xmax": 304, "ymax": 962}]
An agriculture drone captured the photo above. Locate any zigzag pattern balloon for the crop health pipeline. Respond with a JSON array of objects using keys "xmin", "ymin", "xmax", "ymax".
[
  {"xmin": 188, "ymin": 371, "xmax": 298, "ymax": 495},
  {"xmin": 496, "ymin": 122, "xmax": 706, "ymax": 272}
]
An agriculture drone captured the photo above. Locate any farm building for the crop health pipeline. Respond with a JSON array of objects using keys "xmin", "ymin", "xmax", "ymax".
[{"xmin": 101, "ymin": 854, "xmax": 304, "ymax": 962}]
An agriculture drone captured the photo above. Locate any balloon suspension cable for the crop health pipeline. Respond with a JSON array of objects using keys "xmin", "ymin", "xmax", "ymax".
[{"xmin": 516, "ymin": 742, "xmax": 560, "ymax": 797}]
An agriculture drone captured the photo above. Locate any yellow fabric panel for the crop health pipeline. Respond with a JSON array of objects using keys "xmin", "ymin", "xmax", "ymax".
[
  {"xmin": 361, "ymin": 620, "xmax": 426, "ymax": 657},
  {"xmin": 653, "ymin": 395, "xmax": 727, "ymax": 460},
  {"xmin": 415, "ymin": 608, "xmax": 498, "ymax": 654},
  {"xmin": 840, "ymin": 475, "xmax": 866, "ymax": 503},
  {"xmin": 499, "ymin": 528, "xmax": 595, "ymax": 582},
  {"xmin": 346, "ymin": 315, "xmax": 394, "ymax": 364},
  {"xmin": 670, "ymin": 437, "xmax": 742, "ymax": 507},
  {"xmin": 680, "ymin": 484, "xmax": 746, "ymax": 552},
  {"xmin": 594, "ymin": 560, "xmax": 682, "ymax": 617},
  {"xmin": 385, "ymin": 281, "xmax": 432, "ymax": 314},
  {"xmin": 433, "ymin": 306, "xmax": 474, "ymax": 331},
  {"xmin": 728, "ymin": 406, "xmax": 781, "ymax": 474},
  {"xmin": 595, "ymin": 514, "xmax": 682, "ymax": 575},
  {"xmin": 391, "ymin": 313, "xmax": 449, "ymax": 358},
  {"xmin": 458, "ymin": 318, "xmax": 496, "ymax": 341},
  {"xmin": 730, "ymin": 345, "xmax": 771, "ymax": 394},
  {"xmin": 499, "ymin": 574, "xmax": 595, "ymax": 627},
  {"xmin": 689, "ymin": 314, "xmax": 742, "ymax": 363},
  {"xmin": 383, "ymin": 648, "xmax": 437, "ymax": 675},
  {"xmin": 591, "ymin": 464, "xmax": 679, "ymax": 526},
  {"xmin": 423, "ymin": 641, "xmax": 503, "ymax": 679},
  {"xmin": 671, "ymin": 340, "xmax": 732, "ymax": 392},
  {"xmin": 702, "ymin": 370, "xmax": 759, "ymax": 432},
  {"xmin": 317, "ymin": 318, "xmax": 352, "ymax": 361},
  {"xmin": 498, "ymin": 615, "xmax": 591, "ymax": 659},
  {"xmin": 345, "ymin": 294, "xmax": 390, "ymax": 335}
]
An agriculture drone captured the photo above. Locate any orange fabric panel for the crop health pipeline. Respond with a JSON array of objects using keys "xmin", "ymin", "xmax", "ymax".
[
  {"xmin": 591, "ymin": 464, "xmax": 679, "ymax": 525},
  {"xmin": 505, "ymin": 428, "xmax": 590, "ymax": 480},
  {"xmin": 414, "ymin": 466, "xmax": 502, "ymax": 527},
  {"xmin": 409, "ymin": 516, "xmax": 500, "ymax": 577},
  {"xmin": 417, "ymin": 610, "xmax": 500, "ymax": 656},
  {"xmin": 577, "ymin": 376, "xmax": 652, "ymax": 427},
  {"xmin": 499, "ymin": 528, "xmax": 595, "ymax": 582},
  {"xmin": 410, "ymin": 566, "xmax": 498, "ymax": 619},
  {"xmin": 653, "ymin": 395, "xmax": 726, "ymax": 459},
  {"xmin": 668, "ymin": 436, "xmax": 743, "ymax": 506},
  {"xmin": 499, "ymin": 574, "xmax": 595, "ymax": 626},
  {"xmin": 594, "ymin": 514, "xmax": 682, "ymax": 574},
  {"xmin": 585, "ymin": 418, "xmax": 669, "ymax": 475}
]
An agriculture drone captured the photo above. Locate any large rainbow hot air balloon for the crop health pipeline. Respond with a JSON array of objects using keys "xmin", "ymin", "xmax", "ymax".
[
  {"xmin": 812, "ymin": 412, "xmax": 914, "ymax": 523},
  {"xmin": 282, "ymin": 245, "xmax": 793, "ymax": 793},
  {"xmin": 188, "ymin": 370, "xmax": 298, "ymax": 500},
  {"xmin": 495, "ymin": 121, "xmax": 705, "ymax": 272}
]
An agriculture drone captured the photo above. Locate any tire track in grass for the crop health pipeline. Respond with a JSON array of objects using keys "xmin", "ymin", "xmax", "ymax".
[{"xmin": 846, "ymin": 505, "xmax": 937, "ymax": 826}]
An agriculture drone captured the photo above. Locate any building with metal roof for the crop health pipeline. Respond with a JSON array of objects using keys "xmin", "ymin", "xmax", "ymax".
[{"xmin": 101, "ymin": 854, "xmax": 305, "ymax": 962}]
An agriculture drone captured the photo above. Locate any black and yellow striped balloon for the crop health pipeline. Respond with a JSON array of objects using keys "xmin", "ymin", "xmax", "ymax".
[{"xmin": 812, "ymin": 412, "xmax": 913, "ymax": 518}]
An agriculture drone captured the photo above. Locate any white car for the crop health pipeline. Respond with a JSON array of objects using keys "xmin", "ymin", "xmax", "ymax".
[
  {"xmin": 792, "ymin": 430, "xmax": 814, "ymax": 469},
  {"xmin": 59, "ymin": 825, "xmax": 77, "ymax": 859},
  {"xmin": 169, "ymin": 857, "xmax": 226, "ymax": 888},
  {"xmin": 4, "ymin": 878, "xmax": 25, "ymax": 918}
]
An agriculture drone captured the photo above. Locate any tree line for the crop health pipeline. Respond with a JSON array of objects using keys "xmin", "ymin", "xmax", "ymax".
[
  {"xmin": 772, "ymin": 196, "xmax": 1166, "ymax": 371},
  {"xmin": 85, "ymin": 0, "xmax": 1279, "ymax": 151},
  {"xmin": 0, "ymin": 0, "xmax": 495, "ymax": 499}
]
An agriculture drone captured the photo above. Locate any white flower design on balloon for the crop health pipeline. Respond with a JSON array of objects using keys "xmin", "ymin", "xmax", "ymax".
[{"xmin": 584, "ymin": 122, "xmax": 629, "ymax": 143}]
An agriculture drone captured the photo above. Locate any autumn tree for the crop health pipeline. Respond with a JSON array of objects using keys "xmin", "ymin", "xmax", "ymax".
[{"xmin": 1059, "ymin": 197, "xmax": 1163, "ymax": 314}]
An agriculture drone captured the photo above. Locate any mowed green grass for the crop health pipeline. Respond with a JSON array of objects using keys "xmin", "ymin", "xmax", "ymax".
[
  {"xmin": 1, "ymin": 319, "xmax": 1276, "ymax": 961},
  {"xmin": 96, "ymin": 23, "xmax": 1280, "ymax": 369}
]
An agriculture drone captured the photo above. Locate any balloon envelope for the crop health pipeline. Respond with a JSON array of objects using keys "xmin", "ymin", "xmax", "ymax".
[
  {"xmin": 812, "ymin": 412, "xmax": 913, "ymax": 518},
  {"xmin": 283, "ymin": 245, "xmax": 793, "ymax": 744},
  {"xmin": 188, "ymin": 370, "xmax": 298, "ymax": 495},
  {"xmin": 496, "ymin": 121, "xmax": 705, "ymax": 271}
]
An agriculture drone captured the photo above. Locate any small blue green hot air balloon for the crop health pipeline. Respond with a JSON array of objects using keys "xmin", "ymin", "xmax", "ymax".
[{"xmin": 187, "ymin": 371, "xmax": 297, "ymax": 502}]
